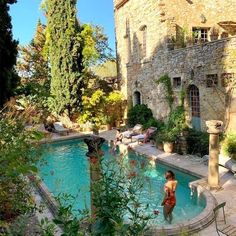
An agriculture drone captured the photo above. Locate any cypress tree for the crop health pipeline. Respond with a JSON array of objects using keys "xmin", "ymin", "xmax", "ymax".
[
  {"xmin": 0, "ymin": 0, "xmax": 19, "ymax": 107},
  {"xmin": 46, "ymin": 0, "xmax": 83, "ymax": 117}
]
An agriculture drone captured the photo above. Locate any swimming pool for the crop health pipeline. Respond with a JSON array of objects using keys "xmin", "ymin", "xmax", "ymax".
[{"xmin": 38, "ymin": 138, "xmax": 206, "ymax": 226}]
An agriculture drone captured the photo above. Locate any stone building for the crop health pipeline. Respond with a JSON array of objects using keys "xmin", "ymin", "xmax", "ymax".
[{"xmin": 114, "ymin": 0, "xmax": 236, "ymax": 131}]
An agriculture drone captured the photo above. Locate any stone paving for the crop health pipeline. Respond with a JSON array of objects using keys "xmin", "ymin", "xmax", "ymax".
[{"xmin": 98, "ymin": 130, "xmax": 236, "ymax": 236}]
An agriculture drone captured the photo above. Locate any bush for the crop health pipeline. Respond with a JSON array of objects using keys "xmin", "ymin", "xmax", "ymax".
[
  {"xmin": 186, "ymin": 129, "xmax": 209, "ymax": 156},
  {"xmin": 167, "ymin": 106, "xmax": 185, "ymax": 133},
  {"xmin": 0, "ymin": 115, "xmax": 43, "ymax": 225},
  {"xmin": 127, "ymin": 104, "xmax": 153, "ymax": 127},
  {"xmin": 143, "ymin": 118, "xmax": 165, "ymax": 131},
  {"xmin": 222, "ymin": 133, "xmax": 236, "ymax": 159}
]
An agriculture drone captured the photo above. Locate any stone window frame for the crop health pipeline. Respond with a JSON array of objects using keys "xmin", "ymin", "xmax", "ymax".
[
  {"xmin": 206, "ymin": 74, "xmax": 219, "ymax": 88},
  {"xmin": 172, "ymin": 77, "xmax": 182, "ymax": 90},
  {"xmin": 192, "ymin": 27, "xmax": 210, "ymax": 43},
  {"xmin": 139, "ymin": 25, "xmax": 147, "ymax": 59}
]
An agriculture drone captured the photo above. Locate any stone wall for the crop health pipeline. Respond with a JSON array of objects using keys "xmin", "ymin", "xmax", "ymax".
[{"xmin": 114, "ymin": 0, "xmax": 236, "ymax": 130}]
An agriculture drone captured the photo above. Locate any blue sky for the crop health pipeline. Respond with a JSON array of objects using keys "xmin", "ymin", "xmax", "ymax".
[{"xmin": 10, "ymin": 0, "xmax": 116, "ymax": 52}]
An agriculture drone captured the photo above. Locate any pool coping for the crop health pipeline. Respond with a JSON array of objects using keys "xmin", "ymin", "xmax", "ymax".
[
  {"xmin": 126, "ymin": 145, "xmax": 217, "ymax": 236},
  {"xmin": 36, "ymin": 135, "xmax": 217, "ymax": 236}
]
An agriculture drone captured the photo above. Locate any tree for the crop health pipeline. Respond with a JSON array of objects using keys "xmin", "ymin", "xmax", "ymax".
[
  {"xmin": 17, "ymin": 20, "xmax": 49, "ymax": 84},
  {"xmin": 45, "ymin": 0, "xmax": 84, "ymax": 117},
  {"xmin": 42, "ymin": 0, "xmax": 112, "ymax": 118},
  {"xmin": 0, "ymin": 0, "xmax": 19, "ymax": 107}
]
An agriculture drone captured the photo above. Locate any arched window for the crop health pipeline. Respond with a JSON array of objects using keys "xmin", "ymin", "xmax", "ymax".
[
  {"xmin": 188, "ymin": 85, "xmax": 201, "ymax": 130},
  {"xmin": 133, "ymin": 91, "xmax": 141, "ymax": 106}
]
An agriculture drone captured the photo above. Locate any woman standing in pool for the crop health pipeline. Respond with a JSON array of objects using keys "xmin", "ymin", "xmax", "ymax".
[{"xmin": 161, "ymin": 170, "xmax": 178, "ymax": 223}]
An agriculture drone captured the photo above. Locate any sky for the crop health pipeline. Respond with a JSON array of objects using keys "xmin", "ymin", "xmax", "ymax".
[{"xmin": 10, "ymin": 0, "xmax": 116, "ymax": 52}]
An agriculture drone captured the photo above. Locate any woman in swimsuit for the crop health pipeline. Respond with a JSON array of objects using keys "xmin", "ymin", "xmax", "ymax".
[{"xmin": 161, "ymin": 170, "xmax": 178, "ymax": 223}]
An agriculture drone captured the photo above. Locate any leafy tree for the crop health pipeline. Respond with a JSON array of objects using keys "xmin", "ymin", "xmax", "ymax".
[
  {"xmin": 16, "ymin": 20, "xmax": 51, "ymax": 112},
  {"xmin": 0, "ymin": 0, "xmax": 19, "ymax": 107},
  {"xmin": 17, "ymin": 20, "xmax": 50, "ymax": 85},
  {"xmin": 42, "ymin": 0, "xmax": 112, "ymax": 118}
]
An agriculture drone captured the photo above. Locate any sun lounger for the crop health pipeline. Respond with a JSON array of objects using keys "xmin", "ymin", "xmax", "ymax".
[
  {"xmin": 131, "ymin": 127, "xmax": 157, "ymax": 143},
  {"xmin": 54, "ymin": 122, "xmax": 69, "ymax": 135},
  {"xmin": 123, "ymin": 124, "xmax": 143, "ymax": 139}
]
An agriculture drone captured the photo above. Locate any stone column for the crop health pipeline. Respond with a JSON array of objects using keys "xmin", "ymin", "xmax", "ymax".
[
  {"xmin": 206, "ymin": 120, "xmax": 223, "ymax": 189},
  {"xmin": 84, "ymin": 136, "xmax": 105, "ymax": 216}
]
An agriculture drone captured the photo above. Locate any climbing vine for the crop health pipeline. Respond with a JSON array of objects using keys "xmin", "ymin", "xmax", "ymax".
[{"xmin": 156, "ymin": 74, "xmax": 174, "ymax": 111}]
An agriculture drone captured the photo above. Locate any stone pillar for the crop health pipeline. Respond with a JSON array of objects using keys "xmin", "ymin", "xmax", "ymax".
[
  {"xmin": 206, "ymin": 120, "xmax": 223, "ymax": 189},
  {"xmin": 84, "ymin": 136, "xmax": 105, "ymax": 216}
]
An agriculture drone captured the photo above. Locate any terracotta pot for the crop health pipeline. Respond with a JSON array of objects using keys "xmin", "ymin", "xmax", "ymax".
[{"xmin": 163, "ymin": 142, "xmax": 174, "ymax": 153}]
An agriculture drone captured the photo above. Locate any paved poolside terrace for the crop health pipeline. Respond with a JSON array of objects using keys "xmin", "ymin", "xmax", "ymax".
[{"xmin": 36, "ymin": 129, "xmax": 236, "ymax": 236}]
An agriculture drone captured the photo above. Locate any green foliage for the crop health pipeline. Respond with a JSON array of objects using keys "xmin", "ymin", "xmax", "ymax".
[
  {"xmin": 79, "ymin": 89, "xmax": 106, "ymax": 131},
  {"xmin": 0, "ymin": 114, "xmax": 43, "ymax": 224},
  {"xmin": 53, "ymin": 194, "xmax": 88, "ymax": 236},
  {"xmin": 92, "ymin": 159, "xmax": 151, "ymax": 236},
  {"xmin": 222, "ymin": 133, "xmax": 236, "ymax": 159},
  {"xmin": 104, "ymin": 91, "xmax": 125, "ymax": 125},
  {"xmin": 45, "ymin": 0, "xmax": 84, "ymax": 117},
  {"xmin": 17, "ymin": 20, "xmax": 50, "ymax": 84},
  {"xmin": 160, "ymin": 128, "xmax": 178, "ymax": 143},
  {"xmin": 186, "ymin": 128, "xmax": 209, "ymax": 156},
  {"xmin": 156, "ymin": 74, "xmax": 174, "ymax": 111},
  {"xmin": 127, "ymin": 104, "xmax": 153, "ymax": 127},
  {"xmin": 167, "ymin": 106, "xmax": 186, "ymax": 133},
  {"xmin": 143, "ymin": 118, "xmax": 165, "ymax": 131},
  {"xmin": 39, "ymin": 217, "xmax": 56, "ymax": 236},
  {"xmin": 0, "ymin": 0, "xmax": 19, "ymax": 107}
]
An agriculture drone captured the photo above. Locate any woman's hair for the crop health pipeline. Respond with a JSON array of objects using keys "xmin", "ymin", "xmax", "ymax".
[{"xmin": 166, "ymin": 170, "xmax": 175, "ymax": 180}]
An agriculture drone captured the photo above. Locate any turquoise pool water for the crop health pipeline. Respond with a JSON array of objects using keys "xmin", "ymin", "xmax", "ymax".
[{"xmin": 39, "ymin": 139, "xmax": 206, "ymax": 225}]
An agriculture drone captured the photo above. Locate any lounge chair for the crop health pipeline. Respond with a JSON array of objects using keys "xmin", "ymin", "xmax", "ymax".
[
  {"xmin": 54, "ymin": 122, "xmax": 69, "ymax": 135},
  {"xmin": 123, "ymin": 124, "xmax": 143, "ymax": 139},
  {"xmin": 131, "ymin": 127, "xmax": 157, "ymax": 143}
]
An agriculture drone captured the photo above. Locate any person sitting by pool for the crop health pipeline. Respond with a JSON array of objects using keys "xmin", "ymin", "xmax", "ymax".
[
  {"xmin": 161, "ymin": 170, "xmax": 178, "ymax": 224},
  {"xmin": 110, "ymin": 129, "xmax": 123, "ymax": 154}
]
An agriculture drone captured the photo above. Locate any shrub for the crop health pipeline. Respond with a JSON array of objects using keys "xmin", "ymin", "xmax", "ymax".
[
  {"xmin": 222, "ymin": 133, "xmax": 236, "ymax": 159},
  {"xmin": 142, "ymin": 117, "xmax": 165, "ymax": 131},
  {"xmin": 167, "ymin": 106, "xmax": 185, "ymax": 133},
  {"xmin": 92, "ymin": 159, "xmax": 151, "ymax": 236},
  {"xmin": 127, "ymin": 104, "xmax": 153, "ymax": 127},
  {"xmin": 186, "ymin": 128, "xmax": 209, "ymax": 156},
  {"xmin": 0, "ymin": 115, "xmax": 43, "ymax": 226}
]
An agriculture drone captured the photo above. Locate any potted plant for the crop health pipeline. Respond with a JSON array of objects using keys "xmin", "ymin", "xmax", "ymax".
[
  {"xmin": 162, "ymin": 129, "xmax": 177, "ymax": 153},
  {"xmin": 155, "ymin": 132, "xmax": 164, "ymax": 151}
]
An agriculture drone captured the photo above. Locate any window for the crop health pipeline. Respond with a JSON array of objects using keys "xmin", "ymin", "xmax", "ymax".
[
  {"xmin": 140, "ymin": 25, "xmax": 147, "ymax": 58},
  {"xmin": 173, "ymin": 77, "xmax": 181, "ymax": 89},
  {"xmin": 221, "ymin": 73, "xmax": 235, "ymax": 87},
  {"xmin": 206, "ymin": 74, "xmax": 218, "ymax": 87},
  {"xmin": 192, "ymin": 27, "xmax": 209, "ymax": 43},
  {"xmin": 133, "ymin": 91, "xmax": 141, "ymax": 106}
]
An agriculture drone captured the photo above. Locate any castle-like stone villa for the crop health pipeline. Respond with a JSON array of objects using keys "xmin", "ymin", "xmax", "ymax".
[{"xmin": 114, "ymin": 0, "xmax": 236, "ymax": 131}]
